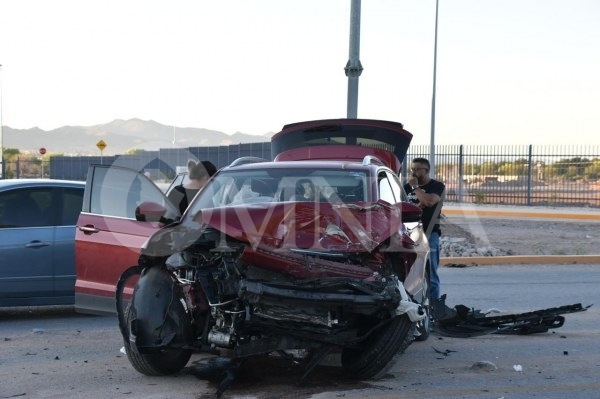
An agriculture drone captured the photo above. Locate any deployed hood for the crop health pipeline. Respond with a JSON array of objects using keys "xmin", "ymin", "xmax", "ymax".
[{"xmin": 198, "ymin": 200, "xmax": 403, "ymax": 253}]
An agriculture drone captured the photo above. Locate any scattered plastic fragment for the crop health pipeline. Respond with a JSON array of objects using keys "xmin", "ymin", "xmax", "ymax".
[
  {"xmin": 484, "ymin": 308, "xmax": 502, "ymax": 314},
  {"xmin": 513, "ymin": 364, "xmax": 523, "ymax": 372},
  {"xmin": 432, "ymin": 347, "xmax": 456, "ymax": 357},
  {"xmin": 433, "ymin": 298, "xmax": 591, "ymax": 337}
]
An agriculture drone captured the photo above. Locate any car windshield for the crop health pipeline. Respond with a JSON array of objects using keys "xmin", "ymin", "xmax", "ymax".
[{"xmin": 183, "ymin": 168, "xmax": 368, "ymax": 221}]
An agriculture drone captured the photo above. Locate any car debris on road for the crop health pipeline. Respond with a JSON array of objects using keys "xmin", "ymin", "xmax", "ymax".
[{"xmin": 432, "ymin": 295, "xmax": 591, "ymax": 337}]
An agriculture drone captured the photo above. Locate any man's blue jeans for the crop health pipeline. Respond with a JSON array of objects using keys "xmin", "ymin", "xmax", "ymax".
[{"xmin": 428, "ymin": 231, "xmax": 441, "ymax": 300}]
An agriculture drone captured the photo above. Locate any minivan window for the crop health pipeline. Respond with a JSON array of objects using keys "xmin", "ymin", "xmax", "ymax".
[{"xmin": 0, "ymin": 188, "xmax": 54, "ymax": 228}]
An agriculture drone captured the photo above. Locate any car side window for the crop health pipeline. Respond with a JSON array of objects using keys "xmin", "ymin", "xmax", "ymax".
[
  {"xmin": 61, "ymin": 188, "xmax": 84, "ymax": 226},
  {"xmin": 386, "ymin": 171, "xmax": 404, "ymax": 203},
  {"xmin": 378, "ymin": 171, "xmax": 396, "ymax": 204},
  {"xmin": 0, "ymin": 188, "xmax": 54, "ymax": 228},
  {"xmin": 90, "ymin": 167, "xmax": 178, "ymax": 219},
  {"xmin": 165, "ymin": 173, "xmax": 188, "ymax": 196}
]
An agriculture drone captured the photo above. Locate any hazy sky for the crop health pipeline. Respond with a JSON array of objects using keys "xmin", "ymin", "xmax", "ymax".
[{"xmin": 1, "ymin": 0, "xmax": 599, "ymax": 146}]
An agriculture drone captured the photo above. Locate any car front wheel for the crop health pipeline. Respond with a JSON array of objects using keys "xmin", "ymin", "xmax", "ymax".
[
  {"xmin": 341, "ymin": 314, "xmax": 415, "ymax": 379},
  {"xmin": 124, "ymin": 303, "xmax": 192, "ymax": 376}
]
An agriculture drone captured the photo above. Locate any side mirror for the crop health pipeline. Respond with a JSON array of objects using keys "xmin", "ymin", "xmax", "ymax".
[
  {"xmin": 135, "ymin": 201, "xmax": 168, "ymax": 222},
  {"xmin": 400, "ymin": 202, "xmax": 422, "ymax": 223}
]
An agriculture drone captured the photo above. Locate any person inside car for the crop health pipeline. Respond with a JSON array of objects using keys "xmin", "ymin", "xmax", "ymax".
[{"xmin": 292, "ymin": 179, "xmax": 316, "ymax": 201}]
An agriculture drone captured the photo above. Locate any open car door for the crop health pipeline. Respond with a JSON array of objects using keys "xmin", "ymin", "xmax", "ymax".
[{"xmin": 75, "ymin": 165, "xmax": 180, "ymax": 314}]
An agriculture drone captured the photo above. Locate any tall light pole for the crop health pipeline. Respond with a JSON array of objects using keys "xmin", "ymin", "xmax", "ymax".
[
  {"xmin": 0, "ymin": 64, "xmax": 4, "ymax": 179},
  {"xmin": 345, "ymin": 0, "xmax": 363, "ymax": 118},
  {"xmin": 429, "ymin": 0, "xmax": 439, "ymax": 177}
]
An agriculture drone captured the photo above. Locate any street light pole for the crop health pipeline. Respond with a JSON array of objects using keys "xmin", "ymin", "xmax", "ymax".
[
  {"xmin": 345, "ymin": 0, "xmax": 363, "ymax": 118},
  {"xmin": 0, "ymin": 64, "xmax": 4, "ymax": 179},
  {"xmin": 429, "ymin": 0, "xmax": 439, "ymax": 177}
]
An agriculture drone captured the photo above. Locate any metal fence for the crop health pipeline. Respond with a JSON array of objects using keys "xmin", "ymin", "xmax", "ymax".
[
  {"xmin": 406, "ymin": 144, "xmax": 600, "ymax": 208},
  {"xmin": 2, "ymin": 143, "xmax": 599, "ymax": 208},
  {"xmin": 0, "ymin": 143, "xmax": 272, "ymax": 182},
  {"xmin": 1, "ymin": 157, "xmax": 52, "ymax": 179}
]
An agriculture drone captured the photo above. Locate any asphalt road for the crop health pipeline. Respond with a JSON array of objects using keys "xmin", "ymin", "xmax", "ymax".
[{"xmin": 1, "ymin": 264, "xmax": 599, "ymax": 399}]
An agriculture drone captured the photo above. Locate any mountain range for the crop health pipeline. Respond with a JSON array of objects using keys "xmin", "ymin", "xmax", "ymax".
[{"xmin": 2, "ymin": 118, "xmax": 274, "ymax": 156}]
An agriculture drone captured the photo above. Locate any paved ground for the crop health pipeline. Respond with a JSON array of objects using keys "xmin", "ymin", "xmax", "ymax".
[
  {"xmin": 2, "ymin": 204, "xmax": 599, "ymax": 398},
  {"xmin": 2, "ymin": 264, "xmax": 599, "ymax": 399}
]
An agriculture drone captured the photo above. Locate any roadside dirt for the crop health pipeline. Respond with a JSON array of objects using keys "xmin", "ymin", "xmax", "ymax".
[{"xmin": 440, "ymin": 214, "xmax": 599, "ymax": 256}]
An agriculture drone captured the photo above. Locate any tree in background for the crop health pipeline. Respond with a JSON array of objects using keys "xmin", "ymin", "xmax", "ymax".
[
  {"xmin": 3, "ymin": 148, "xmax": 21, "ymax": 178},
  {"xmin": 584, "ymin": 160, "xmax": 600, "ymax": 179},
  {"xmin": 2, "ymin": 148, "xmax": 63, "ymax": 178},
  {"xmin": 125, "ymin": 148, "xmax": 147, "ymax": 155},
  {"xmin": 548, "ymin": 157, "xmax": 594, "ymax": 180}
]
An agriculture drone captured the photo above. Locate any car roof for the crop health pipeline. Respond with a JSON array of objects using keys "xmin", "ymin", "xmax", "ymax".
[
  {"xmin": 0, "ymin": 179, "xmax": 85, "ymax": 191},
  {"xmin": 221, "ymin": 159, "xmax": 381, "ymax": 173}
]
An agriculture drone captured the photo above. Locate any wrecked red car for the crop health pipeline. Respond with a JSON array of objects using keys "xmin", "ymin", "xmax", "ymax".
[{"xmin": 80, "ymin": 119, "xmax": 432, "ymax": 390}]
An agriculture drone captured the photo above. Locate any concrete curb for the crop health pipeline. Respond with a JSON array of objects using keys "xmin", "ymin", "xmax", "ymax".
[
  {"xmin": 441, "ymin": 254, "xmax": 600, "ymax": 266},
  {"xmin": 443, "ymin": 208, "xmax": 600, "ymax": 221},
  {"xmin": 441, "ymin": 207, "xmax": 600, "ymax": 264}
]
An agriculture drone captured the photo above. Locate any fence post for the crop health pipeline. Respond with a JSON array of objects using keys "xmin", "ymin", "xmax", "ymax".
[
  {"xmin": 527, "ymin": 144, "xmax": 533, "ymax": 206},
  {"xmin": 456, "ymin": 144, "xmax": 465, "ymax": 204},
  {"xmin": 16, "ymin": 157, "xmax": 20, "ymax": 178}
]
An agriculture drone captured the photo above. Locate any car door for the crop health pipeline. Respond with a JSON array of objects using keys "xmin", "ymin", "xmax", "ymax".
[
  {"xmin": 165, "ymin": 172, "xmax": 189, "ymax": 197},
  {"xmin": 75, "ymin": 165, "xmax": 180, "ymax": 314},
  {"xmin": 0, "ymin": 186, "xmax": 56, "ymax": 306},
  {"xmin": 377, "ymin": 169, "xmax": 429, "ymax": 298},
  {"xmin": 50, "ymin": 186, "xmax": 85, "ymax": 300}
]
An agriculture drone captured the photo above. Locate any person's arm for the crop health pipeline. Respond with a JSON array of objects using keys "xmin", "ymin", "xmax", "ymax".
[{"xmin": 412, "ymin": 188, "xmax": 441, "ymax": 208}]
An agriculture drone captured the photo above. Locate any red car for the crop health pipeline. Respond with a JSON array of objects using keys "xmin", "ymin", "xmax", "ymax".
[
  {"xmin": 75, "ymin": 118, "xmax": 431, "ymax": 383},
  {"xmin": 74, "ymin": 167, "xmax": 180, "ymax": 313}
]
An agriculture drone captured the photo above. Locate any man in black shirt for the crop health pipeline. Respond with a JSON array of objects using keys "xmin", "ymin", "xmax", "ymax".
[{"xmin": 403, "ymin": 157, "xmax": 445, "ymax": 301}]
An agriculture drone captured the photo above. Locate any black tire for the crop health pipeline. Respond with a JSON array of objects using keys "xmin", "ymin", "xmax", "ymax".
[
  {"xmin": 415, "ymin": 262, "xmax": 431, "ymax": 342},
  {"xmin": 124, "ymin": 303, "xmax": 192, "ymax": 376},
  {"xmin": 341, "ymin": 314, "xmax": 415, "ymax": 380},
  {"xmin": 116, "ymin": 265, "xmax": 143, "ymax": 341}
]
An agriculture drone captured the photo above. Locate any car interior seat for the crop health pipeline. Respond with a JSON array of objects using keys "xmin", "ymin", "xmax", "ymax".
[
  {"xmin": 250, "ymin": 179, "xmax": 275, "ymax": 198},
  {"xmin": 337, "ymin": 181, "xmax": 364, "ymax": 202}
]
